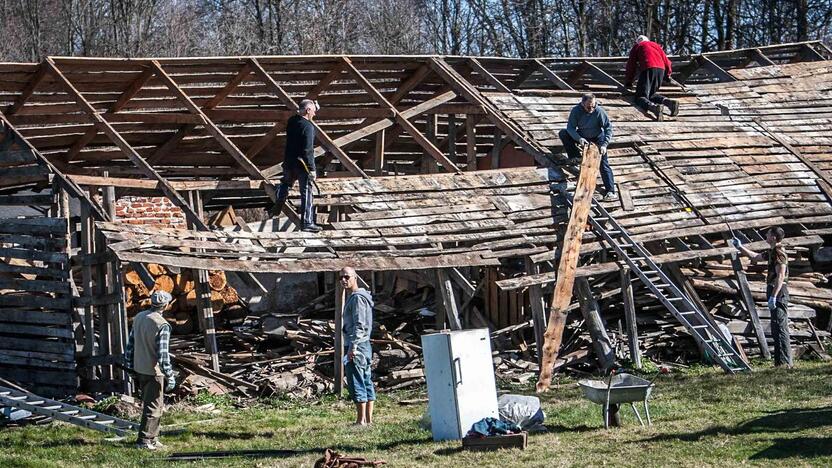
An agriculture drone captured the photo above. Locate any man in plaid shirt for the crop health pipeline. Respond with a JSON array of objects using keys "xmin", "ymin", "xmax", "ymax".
[{"xmin": 124, "ymin": 290, "xmax": 175, "ymax": 450}]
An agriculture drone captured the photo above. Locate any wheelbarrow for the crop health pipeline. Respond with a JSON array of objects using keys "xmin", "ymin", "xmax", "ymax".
[{"xmin": 578, "ymin": 367, "xmax": 668, "ymax": 429}]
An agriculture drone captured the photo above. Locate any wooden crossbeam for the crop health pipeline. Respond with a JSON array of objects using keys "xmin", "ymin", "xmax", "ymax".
[
  {"xmin": 565, "ymin": 62, "xmax": 591, "ymax": 85},
  {"xmin": 248, "ymin": 58, "xmax": 368, "ymax": 179},
  {"xmin": 799, "ymin": 43, "xmax": 826, "ymax": 61},
  {"xmin": 537, "ymin": 145, "xmax": 601, "ymax": 393},
  {"xmin": 584, "ymin": 61, "xmax": 627, "ymax": 92},
  {"xmin": 534, "ymin": 59, "xmax": 574, "ymax": 91},
  {"xmin": 203, "ymin": 63, "xmax": 253, "ymax": 110},
  {"xmin": 150, "ymin": 60, "xmax": 279, "ymax": 200},
  {"xmin": 750, "ymin": 48, "xmax": 776, "ymax": 67},
  {"xmin": 698, "ymin": 55, "xmax": 737, "ymax": 82},
  {"xmin": 511, "ymin": 61, "xmax": 541, "ymax": 89},
  {"xmin": 468, "ymin": 58, "xmax": 511, "ymax": 93},
  {"xmin": 42, "ymin": 58, "xmax": 210, "ymax": 230},
  {"xmin": 305, "ymin": 61, "xmax": 345, "ymax": 100},
  {"xmin": 4, "ymin": 63, "xmax": 47, "ymax": 115},
  {"xmin": 342, "ymin": 57, "xmax": 460, "ymax": 173},
  {"xmin": 146, "ymin": 125, "xmax": 196, "ymax": 165}
]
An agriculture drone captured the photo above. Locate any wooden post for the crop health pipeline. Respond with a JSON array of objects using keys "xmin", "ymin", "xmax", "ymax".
[
  {"xmin": 374, "ymin": 129, "xmax": 385, "ymax": 174},
  {"xmin": 729, "ymin": 252, "xmax": 771, "ymax": 358},
  {"xmin": 466, "ymin": 116, "xmax": 477, "ymax": 170},
  {"xmin": 425, "ymin": 113, "xmax": 437, "ymax": 173},
  {"xmin": 537, "ymin": 144, "xmax": 601, "ymax": 393},
  {"xmin": 102, "ymin": 178, "xmax": 130, "ymax": 391},
  {"xmin": 525, "ymin": 258, "xmax": 547, "ymax": 366},
  {"xmin": 491, "ymin": 129, "xmax": 502, "ymax": 169},
  {"xmin": 575, "ymin": 278, "xmax": 615, "ymax": 371},
  {"xmin": 188, "ymin": 191, "xmax": 220, "ymax": 372},
  {"xmin": 447, "ymin": 114, "xmax": 457, "ymax": 162},
  {"xmin": 334, "ymin": 281, "xmax": 345, "ymax": 396},
  {"xmin": 620, "ymin": 268, "xmax": 641, "ymax": 369},
  {"xmin": 79, "ymin": 203, "xmax": 95, "ymax": 358},
  {"xmin": 435, "ymin": 268, "xmax": 463, "ymax": 330}
]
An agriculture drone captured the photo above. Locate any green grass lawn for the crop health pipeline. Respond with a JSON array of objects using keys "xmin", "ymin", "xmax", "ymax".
[{"xmin": 2, "ymin": 360, "xmax": 831, "ymax": 467}]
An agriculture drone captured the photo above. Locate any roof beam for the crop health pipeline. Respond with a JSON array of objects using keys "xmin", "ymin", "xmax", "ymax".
[
  {"xmin": 799, "ymin": 43, "xmax": 825, "ymax": 62},
  {"xmin": 583, "ymin": 61, "xmax": 628, "ymax": 92},
  {"xmin": 698, "ymin": 55, "xmax": 737, "ymax": 82},
  {"xmin": 511, "ymin": 60, "xmax": 541, "ymax": 89},
  {"xmin": 749, "ymin": 48, "xmax": 776, "ymax": 67},
  {"xmin": 4, "ymin": 63, "xmax": 47, "ymax": 115},
  {"xmin": 247, "ymin": 57, "xmax": 369, "ymax": 179},
  {"xmin": 468, "ymin": 58, "xmax": 511, "ymax": 93},
  {"xmin": 42, "ymin": 58, "xmax": 210, "ymax": 230},
  {"xmin": 342, "ymin": 57, "xmax": 460, "ymax": 173},
  {"xmin": 304, "ymin": 61, "xmax": 345, "ymax": 100},
  {"xmin": 534, "ymin": 59, "xmax": 574, "ymax": 91},
  {"xmin": 203, "ymin": 63, "xmax": 253, "ymax": 110}
]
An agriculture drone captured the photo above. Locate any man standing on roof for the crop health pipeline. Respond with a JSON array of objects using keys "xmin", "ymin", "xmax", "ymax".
[
  {"xmin": 732, "ymin": 227, "xmax": 793, "ymax": 368},
  {"xmin": 624, "ymin": 35, "xmax": 680, "ymax": 121},
  {"xmin": 273, "ymin": 99, "xmax": 322, "ymax": 233},
  {"xmin": 558, "ymin": 93, "xmax": 617, "ymax": 200},
  {"xmin": 340, "ymin": 266, "xmax": 376, "ymax": 426},
  {"xmin": 124, "ymin": 291, "xmax": 175, "ymax": 450}
]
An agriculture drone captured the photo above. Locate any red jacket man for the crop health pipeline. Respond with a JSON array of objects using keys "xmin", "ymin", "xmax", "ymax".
[{"xmin": 624, "ymin": 36, "xmax": 679, "ymax": 120}]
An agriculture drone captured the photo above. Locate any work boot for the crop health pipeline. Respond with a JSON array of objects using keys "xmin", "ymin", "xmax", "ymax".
[
  {"xmin": 646, "ymin": 102, "xmax": 664, "ymax": 121},
  {"xmin": 302, "ymin": 224, "xmax": 323, "ymax": 233},
  {"xmin": 135, "ymin": 441, "xmax": 157, "ymax": 450},
  {"xmin": 603, "ymin": 191, "xmax": 618, "ymax": 201},
  {"xmin": 665, "ymin": 99, "xmax": 680, "ymax": 117}
]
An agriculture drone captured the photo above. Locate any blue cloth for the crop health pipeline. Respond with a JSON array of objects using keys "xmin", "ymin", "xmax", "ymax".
[
  {"xmin": 345, "ymin": 340, "xmax": 375, "ymax": 403},
  {"xmin": 343, "ymin": 289, "xmax": 374, "ymax": 352},
  {"xmin": 565, "ymin": 104, "xmax": 613, "ymax": 147},
  {"xmin": 467, "ymin": 417, "xmax": 521, "ymax": 437},
  {"xmin": 558, "ymin": 129, "xmax": 616, "ymax": 194},
  {"xmin": 276, "ymin": 164, "xmax": 315, "ymax": 226}
]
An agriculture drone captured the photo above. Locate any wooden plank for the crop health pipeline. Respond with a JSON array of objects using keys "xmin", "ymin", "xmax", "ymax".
[
  {"xmin": 435, "ymin": 268, "xmax": 462, "ymax": 330},
  {"xmin": 575, "ymin": 278, "xmax": 615, "ymax": 370},
  {"xmin": 334, "ymin": 282, "xmax": 345, "ymax": 396},
  {"xmin": 0, "ymin": 309, "xmax": 71, "ymax": 326},
  {"xmin": 620, "ymin": 268, "xmax": 641, "ymax": 369},
  {"xmin": 525, "ymin": 258, "xmax": 547, "ymax": 366},
  {"xmin": 537, "ymin": 144, "xmax": 600, "ymax": 393},
  {"xmin": 468, "ymin": 58, "xmax": 511, "ymax": 93},
  {"xmin": 728, "ymin": 249, "xmax": 771, "ymax": 358}
]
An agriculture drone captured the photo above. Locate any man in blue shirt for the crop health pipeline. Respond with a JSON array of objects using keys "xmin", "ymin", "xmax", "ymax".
[
  {"xmin": 340, "ymin": 266, "xmax": 376, "ymax": 425},
  {"xmin": 558, "ymin": 93, "xmax": 616, "ymax": 200}
]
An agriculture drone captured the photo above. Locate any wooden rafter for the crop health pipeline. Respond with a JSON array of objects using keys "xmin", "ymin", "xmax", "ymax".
[
  {"xmin": 584, "ymin": 61, "xmax": 628, "ymax": 92},
  {"xmin": 698, "ymin": 55, "xmax": 737, "ymax": 82},
  {"xmin": 534, "ymin": 59, "xmax": 574, "ymax": 90},
  {"xmin": 749, "ymin": 48, "xmax": 776, "ymax": 67},
  {"xmin": 305, "ymin": 61, "xmax": 345, "ymax": 100},
  {"xmin": 511, "ymin": 60, "xmax": 542, "ymax": 89},
  {"xmin": 247, "ymin": 57, "xmax": 369, "ymax": 179},
  {"xmin": 342, "ymin": 57, "xmax": 460, "ymax": 173},
  {"xmin": 4, "ymin": 63, "xmax": 47, "ymax": 115},
  {"xmin": 203, "ymin": 63, "xmax": 253, "ymax": 110},
  {"xmin": 468, "ymin": 58, "xmax": 511, "ymax": 93}
]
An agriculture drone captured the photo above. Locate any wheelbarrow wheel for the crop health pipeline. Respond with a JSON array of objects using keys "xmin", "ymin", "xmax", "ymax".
[{"xmin": 602, "ymin": 404, "xmax": 622, "ymax": 427}]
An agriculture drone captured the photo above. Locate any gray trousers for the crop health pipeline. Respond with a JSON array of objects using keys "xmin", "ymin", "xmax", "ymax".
[
  {"xmin": 137, "ymin": 373, "xmax": 165, "ymax": 443},
  {"xmin": 771, "ymin": 304, "xmax": 793, "ymax": 367}
]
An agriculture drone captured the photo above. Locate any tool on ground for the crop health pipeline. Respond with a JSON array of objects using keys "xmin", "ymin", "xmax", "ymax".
[
  {"xmin": 565, "ymin": 197, "xmax": 752, "ymax": 374},
  {"xmin": 314, "ymin": 448, "xmax": 386, "ymax": 468},
  {"xmin": 578, "ymin": 367, "xmax": 667, "ymax": 429},
  {"xmin": 0, "ymin": 385, "xmax": 139, "ymax": 436}
]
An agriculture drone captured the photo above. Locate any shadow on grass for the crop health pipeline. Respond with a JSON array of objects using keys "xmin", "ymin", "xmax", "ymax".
[
  {"xmin": 640, "ymin": 406, "xmax": 832, "ymax": 444},
  {"xmin": 750, "ymin": 437, "xmax": 832, "ymax": 460}
]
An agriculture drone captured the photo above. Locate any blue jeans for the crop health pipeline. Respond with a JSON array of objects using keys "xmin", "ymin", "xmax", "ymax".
[
  {"xmin": 345, "ymin": 341, "xmax": 375, "ymax": 403},
  {"xmin": 276, "ymin": 163, "xmax": 315, "ymax": 226},
  {"xmin": 558, "ymin": 129, "xmax": 615, "ymax": 194}
]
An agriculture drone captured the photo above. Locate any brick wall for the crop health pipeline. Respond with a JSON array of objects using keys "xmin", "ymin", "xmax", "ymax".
[{"xmin": 114, "ymin": 196, "xmax": 187, "ymax": 227}]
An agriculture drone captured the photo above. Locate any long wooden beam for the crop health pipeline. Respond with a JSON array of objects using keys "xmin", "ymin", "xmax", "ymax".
[
  {"xmin": 534, "ymin": 59, "xmax": 575, "ymax": 90},
  {"xmin": 468, "ymin": 58, "xmax": 511, "ymax": 93},
  {"xmin": 537, "ymin": 144, "xmax": 601, "ymax": 393},
  {"xmin": 4, "ymin": 63, "xmax": 47, "ymax": 115},
  {"xmin": 342, "ymin": 57, "xmax": 460, "ymax": 173}
]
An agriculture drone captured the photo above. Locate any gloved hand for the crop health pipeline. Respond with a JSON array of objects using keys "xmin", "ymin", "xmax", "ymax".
[
  {"xmin": 578, "ymin": 138, "xmax": 589, "ymax": 148},
  {"xmin": 600, "ymin": 146, "xmax": 608, "ymax": 156},
  {"xmin": 731, "ymin": 238, "xmax": 742, "ymax": 248},
  {"xmin": 309, "ymin": 170, "xmax": 317, "ymax": 180},
  {"xmin": 165, "ymin": 375, "xmax": 176, "ymax": 392},
  {"xmin": 767, "ymin": 296, "xmax": 776, "ymax": 311}
]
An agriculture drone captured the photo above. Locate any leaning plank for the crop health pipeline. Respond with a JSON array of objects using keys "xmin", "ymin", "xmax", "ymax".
[{"xmin": 537, "ymin": 144, "xmax": 600, "ymax": 393}]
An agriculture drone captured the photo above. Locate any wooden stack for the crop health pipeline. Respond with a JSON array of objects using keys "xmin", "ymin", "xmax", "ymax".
[{"xmin": 122, "ymin": 264, "xmax": 240, "ymax": 334}]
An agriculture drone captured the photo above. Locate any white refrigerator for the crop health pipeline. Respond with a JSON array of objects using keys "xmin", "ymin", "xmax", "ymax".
[{"xmin": 421, "ymin": 328, "xmax": 499, "ymax": 441}]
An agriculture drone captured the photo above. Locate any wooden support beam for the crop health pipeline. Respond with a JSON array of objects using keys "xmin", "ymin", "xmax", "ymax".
[
  {"xmin": 435, "ymin": 268, "xmax": 463, "ymax": 330},
  {"xmin": 525, "ymin": 258, "xmax": 547, "ymax": 366},
  {"xmin": 188, "ymin": 190, "xmax": 220, "ymax": 372},
  {"xmin": 342, "ymin": 57, "xmax": 460, "ymax": 173},
  {"xmin": 565, "ymin": 62, "xmax": 591, "ymax": 86},
  {"xmin": 248, "ymin": 58, "xmax": 368, "ymax": 179},
  {"xmin": 466, "ymin": 116, "xmax": 477, "ymax": 170},
  {"xmin": 727, "ymin": 248, "xmax": 771, "ymax": 358},
  {"xmin": 146, "ymin": 125, "xmax": 196, "ymax": 166},
  {"xmin": 447, "ymin": 114, "xmax": 457, "ymax": 161},
  {"xmin": 698, "ymin": 55, "xmax": 737, "ymax": 82},
  {"xmin": 373, "ymin": 129, "xmax": 385, "ymax": 174},
  {"xmin": 799, "ymin": 43, "xmax": 826, "ymax": 61},
  {"xmin": 5, "ymin": 63, "xmax": 46, "ymax": 115},
  {"xmin": 584, "ymin": 61, "xmax": 628, "ymax": 92},
  {"xmin": 305, "ymin": 61, "xmax": 345, "ymax": 100},
  {"xmin": 537, "ymin": 144, "xmax": 601, "ymax": 393},
  {"xmin": 534, "ymin": 59, "xmax": 575, "ymax": 91},
  {"xmin": 203, "ymin": 63, "xmax": 253, "ymax": 110},
  {"xmin": 448, "ymin": 267, "xmax": 476, "ymax": 298},
  {"xmin": 750, "ymin": 48, "xmax": 776, "ymax": 67},
  {"xmin": 334, "ymin": 282, "xmax": 345, "ymax": 396},
  {"xmin": 575, "ymin": 278, "xmax": 615, "ymax": 371},
  {"xmin": 511, "ymin": 61, "xmax": 541, "ymax": 89},
  {"xmin": 620, "ymin": 268, "xmax": 641, "ymax": 368},
  {"xmin": 468, "ymin": 58, "xmax": 511, "ymax": 93}
]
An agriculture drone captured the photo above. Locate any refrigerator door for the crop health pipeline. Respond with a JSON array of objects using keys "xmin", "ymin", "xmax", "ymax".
[
  {"xmin": 449, "ymin": 328, "xmax": 499, "ymax": 438},
  {"xmin": 421, "ymin": 332, "xmax": 460, "ymax": 441}
]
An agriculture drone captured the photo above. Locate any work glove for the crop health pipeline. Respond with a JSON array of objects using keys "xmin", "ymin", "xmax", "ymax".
[
  {"xmin": 578, "ymin": 138, "xmax": 589, "ymax": 148},
  {"xmin": 599, "ymin": 146, "xmax": 608, "ymax": 156},
  {"xmin": 731, "ymin": 238, "xmax": 742, "ymax": 248},
  {"xmin": 767, "ymin": 297, "xmax": 776, "ymax": 311},
  {"xmin": 165, "ymin": 375, "xmax": 176, "ymax": 392}
]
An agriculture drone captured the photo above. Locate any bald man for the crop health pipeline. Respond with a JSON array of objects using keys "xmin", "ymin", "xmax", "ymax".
[{"xmin": 339, "ymin": 267, "xmax": 376, "ymax": 425}]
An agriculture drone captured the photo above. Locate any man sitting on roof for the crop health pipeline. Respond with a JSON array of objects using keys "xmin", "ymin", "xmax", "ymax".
[
  {"xmin": 558, "ymin": 93, "xmax": 617, "ymax": 201},
  {"xmin": 624, "ymin": 35, "xmax": 680, "ymax": 121},
  {"xmin": 273, "ymin": 99, "xmax": 322, "ymax": 233}
]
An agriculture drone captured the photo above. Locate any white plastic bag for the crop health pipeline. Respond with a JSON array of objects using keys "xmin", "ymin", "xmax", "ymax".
[{"xmin": 497, "ymin": 394, "xmax": 546, "ymax": 432}]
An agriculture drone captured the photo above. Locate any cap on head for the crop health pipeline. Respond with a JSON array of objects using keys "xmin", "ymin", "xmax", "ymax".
[
  {"xmin": 150, "ymin": 290, "xmax": 172, "ymax": 308},
  {"xmin": 636, "ymin": 35, "xmax": 649, "ymax": 44}
]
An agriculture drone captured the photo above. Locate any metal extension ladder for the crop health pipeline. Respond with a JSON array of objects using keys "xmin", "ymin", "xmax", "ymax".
[
  {"xmin": 585, "ymin": 200, "xmax": 752, "ymax": 373},
  {"xmin": 0, "ymin": 385, "xmax": 139, "ymax": 436}
]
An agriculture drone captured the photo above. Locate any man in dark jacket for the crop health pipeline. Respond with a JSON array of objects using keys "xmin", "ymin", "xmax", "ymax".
[
  {"xmin": 274, "ymin": 99, "xmax": 321, "ymax": 232},
  {"xmin": 624, "ymin": 35, "xmax": 679, "ymax": 121},
  {"xmin": 340, "ymin": 266, "xmax": 376, "ymax": 425},
  {"xmin": 558, "ymin": 93, "xmax": 617, "ymax": 200}
]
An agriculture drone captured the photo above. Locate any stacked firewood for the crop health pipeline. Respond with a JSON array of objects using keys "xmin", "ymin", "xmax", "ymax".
[{"xmin": 122, "ymin": 264, "xmax": 241, "ymax": 333}]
